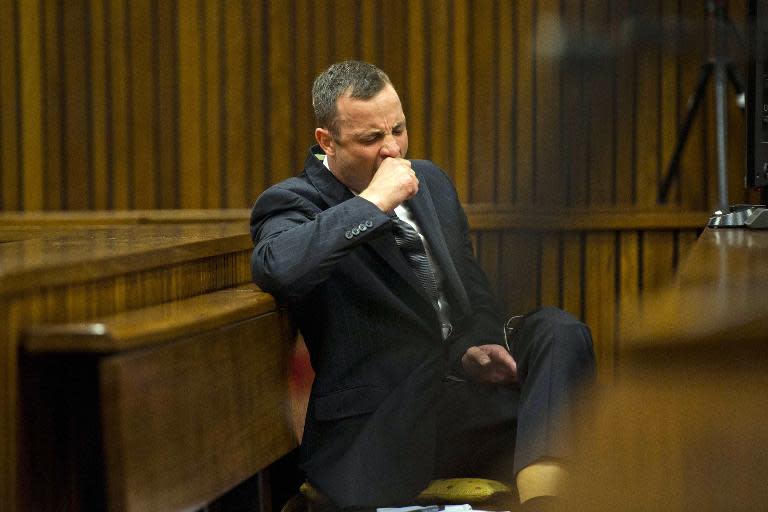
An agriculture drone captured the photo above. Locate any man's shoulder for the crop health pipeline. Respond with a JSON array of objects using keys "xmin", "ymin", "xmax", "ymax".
[
  {"xmin": 411, "ymin": 159, "xmax": 444, "ymax": 172},
  {"xmin": 264, "ymin": 172, "xmax": 312, "ymax": 194},
  {"xmin": 252, "ymin": 172, "xmax": 322, "ymax": 212},
  {"xmin": 411, "ymin": 159, "xmax": 456, "ymax": 193},
  {"xmin": 411, "ymin": 159, "xmax": 450, "ymax": 180}
]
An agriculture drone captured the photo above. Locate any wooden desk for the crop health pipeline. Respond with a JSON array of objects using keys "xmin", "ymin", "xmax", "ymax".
[
  {"xmin": 569, "ymin": 228, "xmax": 768, "ymax": 510},
  {"xmin": 0, "ymin": 217, "xmax": 295, "ymax": 511}
]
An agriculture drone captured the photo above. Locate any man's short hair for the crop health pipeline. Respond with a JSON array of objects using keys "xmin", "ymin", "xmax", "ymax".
[{"xmin": 312, "ymin": 61, "xmax": 392, "ymax": 138}]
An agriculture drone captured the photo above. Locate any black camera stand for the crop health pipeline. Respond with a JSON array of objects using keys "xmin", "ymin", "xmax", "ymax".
[{"xmin": 658, "ymin": 0, "xmax": 745, "ymax": 209}]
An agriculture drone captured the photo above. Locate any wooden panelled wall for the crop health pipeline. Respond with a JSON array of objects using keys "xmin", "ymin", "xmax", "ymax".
[
  {"xmin": 0, "ymin": 0, "xmax": 761, "ymax": 382},
  {"xmin": 1, "ymin": 0, "xmax": 760, "ymax": 210}
]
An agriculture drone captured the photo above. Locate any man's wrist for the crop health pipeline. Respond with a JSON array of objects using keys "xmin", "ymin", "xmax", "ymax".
[{"xmin": 358, "ymin": 190, "xmax": 390, "ymax": 213}]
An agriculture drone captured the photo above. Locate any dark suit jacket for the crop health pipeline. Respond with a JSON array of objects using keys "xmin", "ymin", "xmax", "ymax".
[{"xmin": 250, "ymin": 146, "xmax": 504, "ymax": 507}]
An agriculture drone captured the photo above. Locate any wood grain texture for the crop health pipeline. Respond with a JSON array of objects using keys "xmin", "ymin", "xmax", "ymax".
[
  {"xmin": 98, "ymin": 312, "xmax": 294, "ymax": 511},
  {"xmin": 19, "ymin": 289, "xmax": 294, "ymax": 511},
  {"xmin": 23, "ymin": 284, "xmax": 274, "ymax": 353},
  {"xmin": 0, "ymin": 221, "xmax": 267, "ymax": 512},
  {"xmin": 2, "ymin": 0, "xmax": 761, "ymax": 212}
]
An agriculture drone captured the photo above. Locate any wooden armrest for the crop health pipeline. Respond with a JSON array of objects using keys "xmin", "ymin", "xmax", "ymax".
[{"xmin": 23, "ymin": 284, "xmax": 278, "ymax": 353}]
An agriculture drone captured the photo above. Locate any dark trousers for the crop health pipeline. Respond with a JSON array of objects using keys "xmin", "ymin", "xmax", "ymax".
[{"xmin": 433, "ymin": 307, "xmax": 596, "ymax": 481}]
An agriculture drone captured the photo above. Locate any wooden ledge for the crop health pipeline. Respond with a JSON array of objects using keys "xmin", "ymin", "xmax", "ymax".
[
  {"xmin": 23, "ymin": 285, "xmax": 277, "ymax": 354},
  {"xmin": 463, "ymin": 204, "xmax": 711, "ymax": 231},
  {"xmin": 0, "ymin": 223, "xmax": 252, "ymax": 297},
  {"xmin": 0, "ymin": 209, "xmax": 251, "ymax": 226},
  {"xmin": 0, "ymin": 206, "xmax": 711, "ymax": 233}
]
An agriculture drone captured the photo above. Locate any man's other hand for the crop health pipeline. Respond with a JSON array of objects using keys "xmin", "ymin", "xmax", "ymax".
[
  {"xmin": 359, "ymin": 157, "xmax": 418, "ymax": 212},
  {"xmin": 461, "ymin": 345, "xmax": 518, "ymax": 385}
]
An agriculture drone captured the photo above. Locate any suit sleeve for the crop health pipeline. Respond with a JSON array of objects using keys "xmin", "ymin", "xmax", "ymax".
[{"xmin": 250, "ymin": 184, "xmax": 391, "ymax": 303}]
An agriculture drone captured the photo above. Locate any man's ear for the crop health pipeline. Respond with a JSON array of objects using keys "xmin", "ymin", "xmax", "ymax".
[{"xmin": 315, "ymin": 127, "xmax": 335, "ymax": 156}]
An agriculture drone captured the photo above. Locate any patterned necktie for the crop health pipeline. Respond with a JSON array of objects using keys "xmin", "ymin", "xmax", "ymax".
[{"xmin": 390, "ymin": 214, "xmax": 440, "ymax": 309}]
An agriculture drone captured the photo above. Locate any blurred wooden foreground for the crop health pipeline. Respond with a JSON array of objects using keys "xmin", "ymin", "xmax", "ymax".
[{"xmin": 569, "ymin": 227, "xmax": 768, "ymax": 510}]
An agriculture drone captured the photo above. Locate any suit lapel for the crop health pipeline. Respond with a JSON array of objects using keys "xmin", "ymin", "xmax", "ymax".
[
  {"xmin": 304, "ymin": 149, "xmax": 355, "ymax": 207},
  {"xmin": 304, "ymin": 148, "xmax": 435, "ymax": 307}
]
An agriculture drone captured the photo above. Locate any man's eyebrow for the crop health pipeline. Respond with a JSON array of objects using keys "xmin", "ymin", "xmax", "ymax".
[{"xmin": 354, "ymin": 129, "xmax": 385, "ymax": 139}]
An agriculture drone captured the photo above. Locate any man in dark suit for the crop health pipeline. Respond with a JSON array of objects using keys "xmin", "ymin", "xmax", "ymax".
[{"xmin": 250, "ymin": 61, "xmax": 595, "ymax": 510}]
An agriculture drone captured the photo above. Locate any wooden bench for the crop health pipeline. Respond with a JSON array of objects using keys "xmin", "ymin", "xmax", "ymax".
[{"xmin": 20, "ymin": 285, "xmax": 296, "ymax": 511}]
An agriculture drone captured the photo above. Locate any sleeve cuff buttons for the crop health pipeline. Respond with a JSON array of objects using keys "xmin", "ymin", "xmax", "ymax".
[{"xmin": 345, "ymin": 220, "xmax": 375, "ymax": 240}]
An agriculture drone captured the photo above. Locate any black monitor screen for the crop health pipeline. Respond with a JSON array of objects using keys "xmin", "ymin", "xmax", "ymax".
[{"xmin": 746, "ymin": 0, "xmax": 768, "ymax": 195}]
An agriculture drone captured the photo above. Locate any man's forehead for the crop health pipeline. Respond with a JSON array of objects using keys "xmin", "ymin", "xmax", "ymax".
[{"xmin": 336, "ymin": 88, "xmax": 405, "ymax": 129}]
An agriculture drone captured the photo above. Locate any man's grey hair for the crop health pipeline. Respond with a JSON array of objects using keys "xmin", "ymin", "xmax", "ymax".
[{"xmin": 312, "ymin": 61, "xmax": 392, "ymax": 138}]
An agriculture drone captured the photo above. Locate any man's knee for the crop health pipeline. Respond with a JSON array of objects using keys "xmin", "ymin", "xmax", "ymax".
[{"xmin": 515, "ymin": 306, "xmax": 594, "ymax": 366}]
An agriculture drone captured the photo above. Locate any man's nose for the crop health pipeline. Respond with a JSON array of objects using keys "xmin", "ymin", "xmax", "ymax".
[{"xmin": 380, "ymin": 135, "xmax": 401, "ymax": 158}]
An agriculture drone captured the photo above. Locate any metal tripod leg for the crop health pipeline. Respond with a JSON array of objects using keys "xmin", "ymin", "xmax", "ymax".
[
  {"xmin": 715, "ymin": 57, "xmax": 729, "ymax": 209},
  {"xmin": 658, "ymin": 62, "xmax": 714, "ymax": 202}
]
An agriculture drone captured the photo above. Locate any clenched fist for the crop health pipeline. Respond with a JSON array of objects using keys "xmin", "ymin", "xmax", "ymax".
[{"xmin": 359, "ymin": 157, "xmax": 419, "ymax": 213}]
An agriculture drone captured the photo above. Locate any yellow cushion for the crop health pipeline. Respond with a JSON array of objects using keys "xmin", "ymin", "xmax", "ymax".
[
  {"xmin": 416, "ymin": 478, "xmax": 514, "ymax": 504},
  {"xmin": 300, "ymin": 478, "xmax": 513, "ymax": 505},
  {"xmin": 299, "ymin": 481, "xmax": 331, "ymax": 503}
]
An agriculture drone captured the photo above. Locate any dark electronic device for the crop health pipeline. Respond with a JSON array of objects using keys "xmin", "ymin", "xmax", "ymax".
[
  {"xmin": 747, "ymin": 0, "xmax": 768, "ymax": 198},
  {"xmin": 711, "ymin": 1, "xmax": 768, "ymax": 228}
]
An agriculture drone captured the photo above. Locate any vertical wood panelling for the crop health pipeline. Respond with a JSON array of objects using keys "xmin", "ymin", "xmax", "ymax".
[
  {"xmin": 202, "ymin": 0, "xmax": 221, "ymax": 207},
  {"xmin": 0, "ymin": 0, "xmax": 756, "ymax": 211},
  {"xmin": 469, "ymin": 0, "xmax": 496, "ymax": 203},
  {"xmin": 90, "ymin": 0, "xmax": 108, "ymax": 210},
  {"xmin": 40, "ymin": 0, "xmax": 61, "ymax": 209},
  {"xmin": 534, "ymin": 0, "xmax": 562, "ymax": 206},
  {"xmin": 178, "ymin": 0, "xmax": 202, "ymax": 208},
  {"xmin": 451, "ymin": 0, "xmax": 470, "ymax": 198},
  {"xmin": 267, "ymin": 0, "xmax": 294, "ymax": 188},
  {"xmin": 641, "ymin": 231, "xmax": 677, "ymax": 293},
  {"xmin": 19, "ymin": 0, "xmax": 43, "ymax": 211},
  {"xmin": 584, "ymin": 232, "xmax": 617, "ymax": 382},
  {"xmin": 108, "ymin": 0, "xmax": 131, "ymax": 209},
  {"xmin": 333, "ymin": 0, "xmax": 358, "ymax": 60},
  {"xmin": 562, "ymin": 0, "xmax": 589, "ymax": 207},
  {"xmin": 406, "ymin": 0, "xmax": 427, "ymax": 161},
  {"xmin": 514, "ymin": 1, "xmax": 535, "ymax": 207},
  {"xmin": 427, "ymin": 0, "xmax": 451, "ymax": 173},
  {"xmin": 249, "ymin": 2, "xmax": 269, "ymax": 193},
  {"xmin": 360, "ymin": 0, "xmax": 378, "ymax": 64},
  {"xmin": 612, "ymin": 0, "xmax": 636, "ymax": 206},
  {"xmin": 635, "ymin": 0, "xmax": 662, "ymax": 208},
  {"xmin": 496, "ymin": 0, "xmax": 515, "ymax": 203},
  {"xmin": 585, "ymin": 0, "xmax": 614, "ymax": 206},
  {"xmin": 499, "ymin": 232, "xmax": 539, "ymax": 315},
  {"xmin": 539, "ymin": 233, "xmax": 561, "ymax": 307},
  {"xmin": 660, "ymin": 0, "xmax": 680, "ymax": 210},
  {"xmin": 129, "ymin": 0, "xmax": 156, "ymax": 209},
  {"xmin": 1, "ymin": 0, "xmax": 21, "ymax": 210},
  {"xmin": 157, "ymin": 0, "xmax": 179, "ymax": 208},
  {"xmin": 224, "ymin": 0, "xmax": 246, "ymax": 208},
  {"xmin": 562, "ymin": 232, "xmax": 583, "ymax": 318}
]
